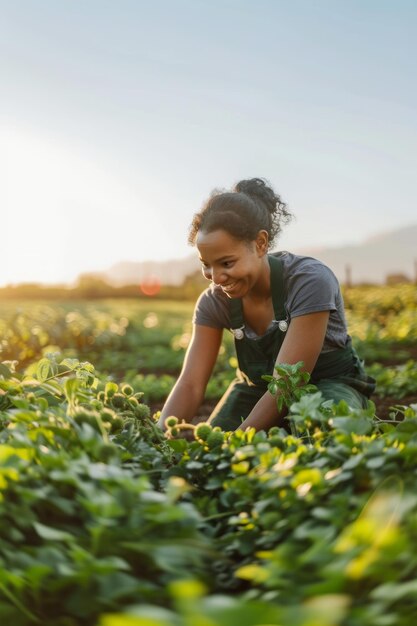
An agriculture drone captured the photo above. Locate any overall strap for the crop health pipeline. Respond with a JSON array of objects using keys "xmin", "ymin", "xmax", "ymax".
[
  {"xmin": 229, "ymin": 255, "xmax": 287, "ymax": 331},
  {"xmin": 230, "ymin": 296, "xmax": 244, "ymax": 330},
  {"xmin": 269, "ymin": 255, "xmax": 287, "ymax": 321}
]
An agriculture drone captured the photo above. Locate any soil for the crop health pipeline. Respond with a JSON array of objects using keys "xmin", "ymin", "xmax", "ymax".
[
  {"xmin": 372, "ymin": 394, "xmax": 417, "ymax": 421},
  {"xmin": 150, "ymin": 339, "xmax": 417, "ymax": 425},
  {"xmin": 149, "ymin": 342, "xmax": 417, "ymax": 424},
  {"xmin": 365, "ymin": 344, "xmax": 417, "ymax": 368},
  {"xmin": 152, "ymin": 396, "xmax": 417, "ymax": 426}
]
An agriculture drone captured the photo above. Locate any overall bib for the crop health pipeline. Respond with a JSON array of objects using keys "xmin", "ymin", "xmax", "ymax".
[{"xmin": 209, "ymin": 255, "xmax": 376, "ymax": 431}]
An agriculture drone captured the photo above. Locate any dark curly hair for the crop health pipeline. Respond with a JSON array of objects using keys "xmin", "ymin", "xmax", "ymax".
[{"xmin": 188, "ymin": 178, "xmax": 292, "ymax": 248}]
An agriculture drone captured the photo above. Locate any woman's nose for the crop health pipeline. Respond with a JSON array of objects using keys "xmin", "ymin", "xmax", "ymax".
[
  {"xmin": 212, "ymin": 268, "xmax": 227, "ymax": 285},
  {"xmin": 202, "ymin": 266, "xmax": 227, "ymax": 285}
]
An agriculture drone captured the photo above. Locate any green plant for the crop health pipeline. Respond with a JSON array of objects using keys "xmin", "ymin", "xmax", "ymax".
[{"xmin": 263, "ymin": 361, "xmax": 318, "ymax": 413}]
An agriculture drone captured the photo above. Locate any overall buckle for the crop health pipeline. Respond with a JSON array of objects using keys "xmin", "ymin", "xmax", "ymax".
[{"xmin": 231, "ymin": 326, "xmax": 245, "ymax": 340}]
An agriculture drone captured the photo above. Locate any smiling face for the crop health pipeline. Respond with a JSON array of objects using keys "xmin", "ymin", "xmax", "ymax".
[{"xmin": 196, "ymin": 229, "xmax": 269, "ymax": 299}]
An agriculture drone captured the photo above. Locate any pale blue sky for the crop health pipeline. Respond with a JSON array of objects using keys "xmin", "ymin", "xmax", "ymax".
[{"xmin": 1, "ymin": 0, "xmax": 416, "ymax": 285}]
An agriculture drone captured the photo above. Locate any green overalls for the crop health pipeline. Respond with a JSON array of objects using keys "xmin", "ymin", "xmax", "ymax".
[{"xmin": 209, "ymin": 255, "xmax": 376, "ymax": 431}]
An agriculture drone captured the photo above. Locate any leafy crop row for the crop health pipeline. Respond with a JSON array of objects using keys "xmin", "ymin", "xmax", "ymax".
[
  {"xmin": 0, "ymin": 301, "xmax": 236, "ymax": 378},
  {"xmin": 1, "ymin": 355, "xmax": 417, "ymax": 625},
  {"xmin": 1, "ymin": 295, "xmax": 416, "ymax": 404}
]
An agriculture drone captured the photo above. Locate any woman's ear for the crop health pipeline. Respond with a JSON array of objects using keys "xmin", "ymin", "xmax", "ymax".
[{"xmin": 255, "ymin": 230, "xmax": 269, "ymax": 255}]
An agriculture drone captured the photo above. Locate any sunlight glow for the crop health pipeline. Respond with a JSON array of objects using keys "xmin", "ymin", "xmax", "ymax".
[{"xmin": 1, "ymin": 125, "xmax": 141, "ymax": 286}]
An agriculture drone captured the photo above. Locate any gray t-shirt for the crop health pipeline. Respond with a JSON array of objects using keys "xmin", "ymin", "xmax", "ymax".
[{"xmin": 192, "ymin": 252, "xmax": 350, "ymax": 353}]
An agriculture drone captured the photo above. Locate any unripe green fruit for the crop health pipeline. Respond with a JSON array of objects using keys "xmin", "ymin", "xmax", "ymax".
[
  {"xmin": 100, "ymin": 408, "xmax": 117, "ymax": 423},
  {"xmin": 121, "ymin": 384, "xmax": 133, "ymax": 396},
  {"xmin": 98, "ymin": 443, "xmax": 118, "ymax": 462},
  {"xmin": 195, "ymin": 423, "xmax": 212, "ymax": 441},
  {"xmin": 110, "ymin": 416, "xmax": 125, "ymax": 433},
  {"xmin": 206, "ymin": 431, "xmax": 224, "ymax": 449},
  {"xmin": 97, "ymin": 391, "xmax": 106, "ymax": 402},
  {"xmin": 134, "ymin": 404, "xmax": 151, "ymax": 420},
  {"xmin": 166, "ymin": 416, "xmax": 178, "ymax": 428},
  {"xmin": 122, "ymin": 417, "xmax": 135, "ymax": 429},
  {"xmin": 268, "ymin": 427, "xmax": 281, "ymax": 437},
  {"xmin": 111, "ymin": 393, "xmax": 126, "ymax": 408}
]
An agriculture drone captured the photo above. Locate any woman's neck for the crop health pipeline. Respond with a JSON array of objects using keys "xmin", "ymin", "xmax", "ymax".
[{"xmin": 244, "ymin": 255, "xmax": 271, "ymax": 302}]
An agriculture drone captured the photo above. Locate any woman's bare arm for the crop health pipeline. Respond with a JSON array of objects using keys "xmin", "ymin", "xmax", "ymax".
[
  {"xmin": 157, "ymin": 324, "xmax": 223, "ymax": 430},
  {"xmin": 237, "ymin": 311, "xmax": 330, "ymax": 432}
]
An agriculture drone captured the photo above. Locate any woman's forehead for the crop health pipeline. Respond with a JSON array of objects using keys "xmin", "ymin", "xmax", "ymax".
[
  {"xmin": 196, "ymin": 229, "xmax": 241, "ymax": 249},
  {"xmin": 196, "ymin": 229, "xmax": 246, "ymax": 257}
]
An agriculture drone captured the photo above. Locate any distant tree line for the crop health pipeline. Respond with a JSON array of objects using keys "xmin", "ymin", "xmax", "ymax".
[
  {"xmin": 343, "ymin": 264, "xmax": 416, "ymax": 288},
  {"xmin": 1, "ymin": 266, "xmax": 415, "ymax": 301},
  {"xmin": 0, "ymin": 271, "xmax": 208, "ymax": 301}
]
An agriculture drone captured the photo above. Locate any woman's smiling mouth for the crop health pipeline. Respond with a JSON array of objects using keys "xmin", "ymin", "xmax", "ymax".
[{"xmin": 221, "ymin": 281, "xmax": 237, "ymax": 292}]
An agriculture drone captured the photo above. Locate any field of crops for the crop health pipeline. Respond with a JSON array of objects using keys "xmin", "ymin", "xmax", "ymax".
[{"xmin": 0, "ymin": 285, "xmax": 417, "ymax": 625}]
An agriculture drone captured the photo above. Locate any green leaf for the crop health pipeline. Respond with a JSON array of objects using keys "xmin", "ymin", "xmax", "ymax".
[
  {"xmin": 343, "ymin": 454, "xmax": 364, "ymax": 470},
  {"xmin": 371, "ymin": 580, "xmax": 417, "ymax": 603},
  {"xmin": 64, "ymin": 377, "xmax": 82, "ymax": 401},
  {"xmin": 167, "ymin": 439, "xmax": 188, "ymax": 453},
  {"xmin": 0, "ymin": 363, "xmax": 12, "ymax": 379},
  {"xmin": 10, "ymin": 397, "xmax": 29, "ymax": 409},
  {"xmin": 100, "ymin": 606, "xmax": 180, "ymax": 626},
  {"xmin": 60, "ymin": 358, "xmax": 79, "ymax": 370},
  {"xmin": 79, "ymin": 361, "xmax": 95, "ymax": 373},
  {"xmin": 36, "ymin": 358, "xmax": 51, "ymax": 382},
  {"xmin": 38, "ymin": 380, "xmax": 64, "ymax": 396},
  {"xmin": 0, "ymin": 445, "xmax": 33, "ymax": 462},
  {"xmin": 33, "ymin": 522, "xmax": 75, "ymax": 542},
  {"xmin": 329, "ymin": 416, "xmax": 373, "ymax": 435},
  {"xmin": 396, "ymin": 417, "xmax": 417, "ymax": 433},
  {"xmin": 366, "ymin": 456, "xmax": 386, "ymax": 469},
  {"xmin": 25, "ymin": 563, "xmax": 53, "ymax": 587},
  {"xmin": 105, "ymin": 382, "xmax": 119, "ymax": 396},
  {"xmin": 289, "ymin": 391, "xmax": 324, "ymax": 415}
]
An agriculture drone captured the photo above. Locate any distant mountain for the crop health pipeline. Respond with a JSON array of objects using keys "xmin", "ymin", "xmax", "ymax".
[
  {"xmin": 292, "ymin": 224, "xmax": 417, "ymax": 284},
  {"xmin": 100, "ymin": 225, "xmax": 417, "ymax": 286}
]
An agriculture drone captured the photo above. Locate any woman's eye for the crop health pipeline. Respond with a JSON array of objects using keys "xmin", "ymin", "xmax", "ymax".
[{"xmin": 223, "ymin": 261, "xmax": 234, "ymax": 268}]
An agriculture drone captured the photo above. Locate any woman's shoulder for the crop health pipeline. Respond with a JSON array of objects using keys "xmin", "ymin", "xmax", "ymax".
[
  {"xmin": 193, "ymin": 284, "xmax": 230, "ymax": 328},
  {"xmin": 271, "ymin": 250, "xmax": 331, "ymax": 269},
  {"xmin": 270, "ymin": 251, "xmax": 342, "ymax": 317},
  {"xmin": 271, "ymin": 251, "xmax": 339, "ymax": 284}
]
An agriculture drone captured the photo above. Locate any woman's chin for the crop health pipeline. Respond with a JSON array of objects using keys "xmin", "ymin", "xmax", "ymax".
[
  {"xmin": 221, "ymin": 283, "xmax": 245, "ymax": 298},
  {"xmin": 220, "ymin": 285, "xmax": 237, "ymax": 297}
]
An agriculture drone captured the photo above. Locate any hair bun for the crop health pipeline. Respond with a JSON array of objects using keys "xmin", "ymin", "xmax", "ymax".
[
  {"xmin": 234, "ymin": 178, "xmax": 277, "ymax": 214},
  {"xmin": 188, "ymin": 176, "xmax": 292, "ymax": 249}
]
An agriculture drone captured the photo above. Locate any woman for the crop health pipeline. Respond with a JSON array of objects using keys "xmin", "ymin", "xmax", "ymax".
[{"xmin": 158, "ymin": 178, "xmax": 375, "ymax": 433}]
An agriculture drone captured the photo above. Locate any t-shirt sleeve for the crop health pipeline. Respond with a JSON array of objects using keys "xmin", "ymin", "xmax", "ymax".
[
  {"xmin": 285, "ymin": 259, "xmax": 340, "ymax": 318},
  {"xmin": 192, "ymin": 286, "xmax": 230, "ymax": 328}
]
